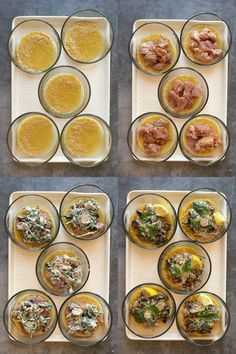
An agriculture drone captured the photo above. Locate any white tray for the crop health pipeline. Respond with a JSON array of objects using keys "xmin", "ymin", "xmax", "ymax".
[
  {"xmin": 125, "ymin": 190, "xmax": 227, "ymax": 341},
  {"xmin": 8, "ymin": 191, "xmax": 111, "ymax": 342},
  {"xmin": 11, "ymin": 16, "xmax": 111, "ymax": 163},
  {"xmin": 132, "ymin": 19, "xmax": 228, "ymax": 162}
]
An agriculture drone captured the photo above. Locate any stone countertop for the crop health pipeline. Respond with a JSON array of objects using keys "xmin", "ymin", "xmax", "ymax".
[
  {"xmin": 118, "ymin": 0, "xmax": 236, "ymax": 177},
  {"xmin": 0, "ymin": 177, "xmax": 118, "ymax": 354},
  {"xmin": 0, "ymin": 0, "xmax": 118, "ymax": 177},
  {"xmin": 117, "ymin": 177, "xmax": 236, "ymax": 354}
]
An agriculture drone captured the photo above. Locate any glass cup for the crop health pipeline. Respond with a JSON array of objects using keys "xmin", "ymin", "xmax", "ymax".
[
  {"xmin": 8, "ymin": 19, "xmax": 61, "ymax": 74},
  {"xmin": 180, "ymin": 13, "xmax": 232, "ymax": 66},
  {"xmin": 5, "ymin": 194, "xmax": 60, "ymax": 251},
  {"xmin": 3, "ymin": 289, "xmax": 57, "ymax": 344},
  {"xmin": 122, "ymin": 193, "xmax": 177, "ymax": 249},
  {"xmin": 58, "ymin": 292, "xmax": 112, "ymax": 346},
  {"xmin": 7, "ymin": 112, "xmax": 60, "ymax": 165},
  {"xmin": 61, "ymin": 9, "xmax": 114, "ymax": 64},
  {"xmin": 129, "ymin": 22, "xmax": 180, "ymax": 76}
]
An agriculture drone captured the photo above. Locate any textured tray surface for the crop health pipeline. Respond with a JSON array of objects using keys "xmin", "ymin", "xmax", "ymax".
[
  {"xmin": 132, "ymin": 19, "xmax": 228, "ymax": 162},
  {"xmin": 11, "ymin": 16, "xmax": 110, "ymax": 163},
  {"xmin": 125, "ymin": 190, "xmax": 227, "ymax": 340},
  {"xmin": 8, "ymin": 191, "xmax": 110, "ymax": 342}
]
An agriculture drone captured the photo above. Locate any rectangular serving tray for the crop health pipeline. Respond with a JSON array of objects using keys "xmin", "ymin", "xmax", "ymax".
[
  {"xmin": 11, "ymin": 16, "xmax": 111, "ymax": 163},
  {"xmin": 8, "ymin": 191, "xmax": 111, "ymax": 342},
  {"xmin": 132, "ymin": 19, "xmax": 228, "ymax": 162},
  {"xmin": 125, "ymin": 190, "xmax": 227, "ymax": 340}
]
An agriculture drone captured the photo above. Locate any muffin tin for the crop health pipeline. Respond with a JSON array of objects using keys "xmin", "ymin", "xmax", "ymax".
[
  {"xmin": 7, "ymin": 190, "xmax": 112, "ymax": 342},
  {"xmin": 124, "ymin": 189, "xmax": 228, "ymax": 341},
  {"xmin": 10, "ymin": 15, "xmax": 112, "ymax": 163},
  {"xmin": 130, "ymin": 19, "xmax": 229, "ymax": 162}
]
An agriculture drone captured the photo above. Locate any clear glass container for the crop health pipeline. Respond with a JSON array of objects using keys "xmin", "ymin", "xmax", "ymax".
[
  {"xmin": 60, "ymin": 114, "xmax": 112, "ymax": 167},
  {"xmin": 122, "ymin": 193, "xmax": 177, "ymax": 249},
  {"xmin": 36, "ymin": 242, "xmax": 90, "ymax": 296},
  {"xmin": 129, "ymin": 22, "xmax": 180, "ymax": 76},
  {"xmin": 5, "ymin": 194, "xmax": 60, "ymax": 250},
  {"xmin": 158, "ymin": 240, "xmax": 211, "ymax": 294},
  {"xmin": 38, "ymin": 65, "xmax": 91, "ymax": 119},
  {"xmin": 3, "ymin": 289, "xmax": 57, "ymax": 344},
  {"xmin": 127, "ymin": 112, "xmax": 178, "ymax": 164},
  {"xmin": 7, "ymin": 112, "xmax": 60, "ymax": 165},
  {"xmin": 158, "ymin": 67, "xmax": 209, "ymax": 118},
  {"xmin": 61, "ymin": 9, "xmax": 114, "ymax": 64},
  {"xmin": 8, "ymin": 19, "xmax": 61, "ymax": 74},
  {"xmin": 179, "ymin": 114, "xmax": 230, "ymax": 166},
  {"xmin": 60, "ymin": 184, "xmax": 114, "ymax": 241},
  {"xmin": 180, "ymin": 13, "xmax": 232, "ymax": 66},
  {"xmin": 122, "ymin": 283, "xmax": 176, "ymax": 338},
  {"xmin": 176, "ymin": 291, "xmax": 230, "ymax": 345},
  {"xmin": 178, "ymin": 188, "xmax": 232, "ymax": 244},
  {"xmin": 58, "ymin": 292, "xmax": 112, "ymax": 346}
]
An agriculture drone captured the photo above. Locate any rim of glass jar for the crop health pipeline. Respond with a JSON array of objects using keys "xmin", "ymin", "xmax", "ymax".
[
  {"xmin": 180, "ymin": 12, "xmax": 232, "ymax": 66},
  {"xmin": 60, "ymin": 114, "xmax": 112, "ymax": 167},
  {"xmin": 177, "ymin": 187, "xmax": 232, "ymax": 244},
  {"xmin": 3, "ymin": 288, "xmax": 58, "ymax": 344},
  {"xmin": 122, "ymin": 282, "xmax": 176, "ymax": 339},
  {"xmin": 35, "ymin": 241, "xmax": 90, "ymax": 296},
  {"xmin": 157, "ymin": 239, "xmax": 212, "ymax": 295},
  {"xmin": 122, "ymin": 193, "xmax": 177, "ymax": 250},
  {"xmin": 128, "ymin": 21, "xmax": 181, "ymax": 76},
  {"xmin": 127, "ymin": 111, "xmax": 179, "ymax": 165},
  {"xmin": 8, "ymin": 19, "xmax": 62, "ymax": 74},
  {"xmin": 61, "ymin": 9, "xmax": 114, "ymax": 64},
  {"xmin": 158, "ymin": 67, "xmax": 209, "ymax": 119},
  {"xmin": 4, "ymin": 193, "xmax": 60, "ymax": 251},
  {"xmin": 179, "ymin": 114, "xmax": 230, "ymax": 166},
  {"xmin": 176, "ymin": 290, "xmax": 230, "ymax": 346},
  {"xmin": 38, "ymin": 65, "xmax": 91, "ymax": 119},
  {"xmin": 7, "ymin": 112, "xmax": 60, "ymax": 165},
  {"xmin": 59, "ymin": 184, "xmax": 114, "ymax": 241},
  {"xmin": 58, "ymin": 291, "xmax": 113, "ymax": 346}
]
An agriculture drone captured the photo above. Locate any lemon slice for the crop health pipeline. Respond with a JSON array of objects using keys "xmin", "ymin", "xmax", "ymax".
[
  {"xmin": 213, "ymin": 211, "xmax": 225, "ymax": 226},
  {"xmin": 191, "ymin": 255, "xmax": 203, "ymax": 270},
  {"xmin": 141, "ymin": 286, "xmax": 158, "ymax": 298},
  {"xmin": 199, "ymin": 294, "xmax": 213, "ymax": 306},
  {"xmin": 153, "ymin": 204, "xmax": 169, "ymax": 217}
]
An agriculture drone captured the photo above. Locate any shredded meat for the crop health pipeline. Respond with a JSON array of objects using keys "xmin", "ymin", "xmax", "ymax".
[
  {"xmin": 186, "ymin": 123, "xmax": 222, "ymax": 152},
  {"xmin": 139, "ymin": 37, "xmax": 172, "ymax": 71},
  {"xmin": 189, "ymin": 27, "xmax": 223, "ymax": 63},
  {"xmin": 167, "ymin": 79, "xmax": 203, "ymax": 112},
  {"xmin": 138, "ymin": 119, "xmax": 170, "ymax": 155}
]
